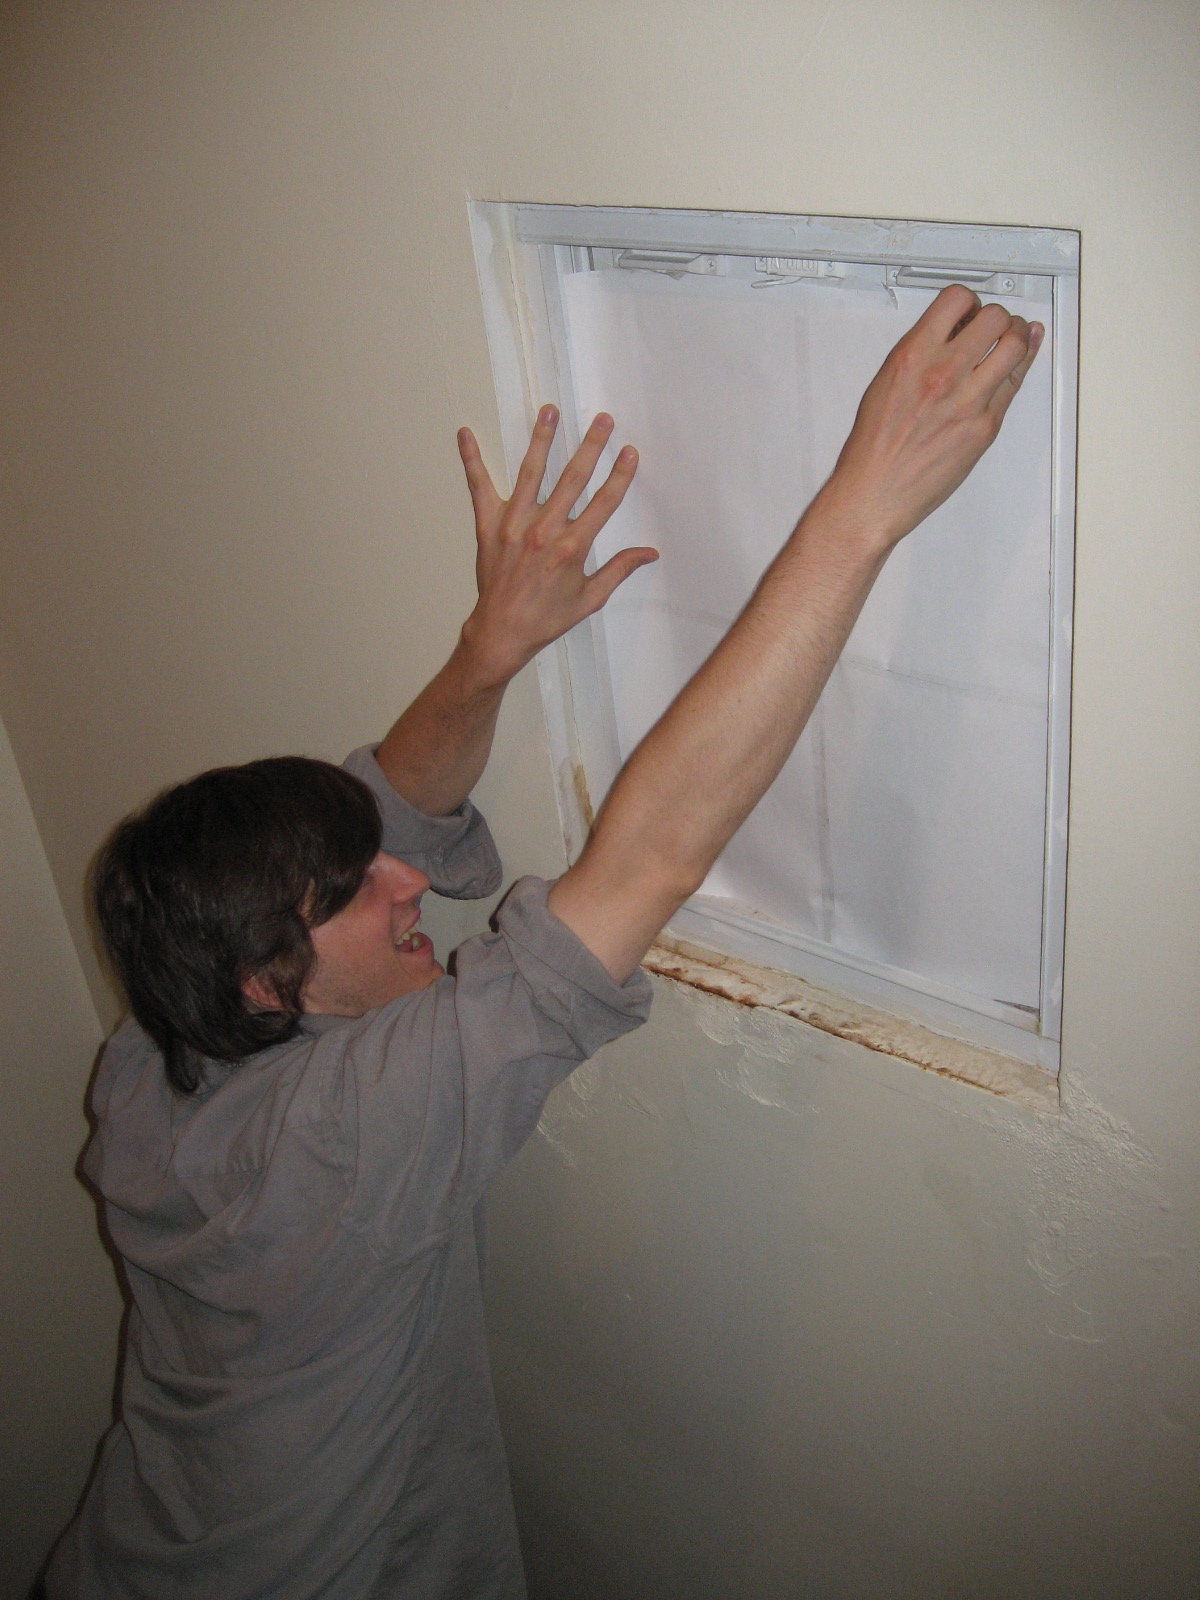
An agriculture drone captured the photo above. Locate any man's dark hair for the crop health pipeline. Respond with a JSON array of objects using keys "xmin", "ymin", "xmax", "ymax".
[{"xmin": 93, "ymin": 757, "xmax": 382, "ymax": 1094}]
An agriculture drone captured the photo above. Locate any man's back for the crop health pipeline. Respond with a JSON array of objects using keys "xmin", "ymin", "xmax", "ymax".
[{"xmin": 47, "ymin": 755, "xmax": 651, "ymax": 1599}]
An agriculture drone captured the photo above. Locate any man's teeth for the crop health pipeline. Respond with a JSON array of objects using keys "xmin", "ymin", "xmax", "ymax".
[{"xmin": 396, "ymin": 932, "xmax": 421, "ymax": 951}]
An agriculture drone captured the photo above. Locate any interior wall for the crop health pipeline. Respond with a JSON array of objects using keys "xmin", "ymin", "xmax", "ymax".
[
  {"xmin": 1, "ymin": 2, "xmax": 1196, "ymax": 1595},
  {"xmin": 0, "ymin": 713, "xmax": 120, "ymax": 1598}
]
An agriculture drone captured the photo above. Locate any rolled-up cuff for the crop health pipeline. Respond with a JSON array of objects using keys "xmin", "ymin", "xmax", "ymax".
[
  {"xmin": 495, "ymin": 876, "xmax": 653, "ymax": 1049},
  {"xmin": 343, "ymin": 745, "xmax": 503, "ymax": 899}
]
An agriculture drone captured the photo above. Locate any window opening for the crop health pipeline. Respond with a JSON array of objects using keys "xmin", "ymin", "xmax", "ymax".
[{"xmin": 471, "ymin": 204, "xmax": 1078, "ymax": 1076}]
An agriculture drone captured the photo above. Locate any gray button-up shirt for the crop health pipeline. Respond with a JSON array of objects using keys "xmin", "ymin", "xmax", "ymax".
[{"xmin": 47, "ymin": 749, "xmax": 652, "ymax": 1599}]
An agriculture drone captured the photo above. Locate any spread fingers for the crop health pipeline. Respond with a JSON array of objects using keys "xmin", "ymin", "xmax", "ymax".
[
  {"xmin": 571, "ymin": 444, "xmax": 640, "ymax": 549},
  {"xmin": 542, "ymin": 412, "xmax": 616, "ymax": 521},
  {"xmin": 510, "ymin": 404, "xmax": 561, "ymax": 509}
]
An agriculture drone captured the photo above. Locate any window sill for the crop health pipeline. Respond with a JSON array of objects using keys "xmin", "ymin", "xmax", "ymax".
[{"xmin": 644, "ymin": 934, "xmax": 1060, "ymax": 1115}]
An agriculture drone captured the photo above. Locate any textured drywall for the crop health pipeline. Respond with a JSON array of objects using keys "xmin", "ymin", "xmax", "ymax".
[
  {"xmin": 0, "ymin": 714, "xmax": 120, "ymax": 1597},
  {"xmin": 0, "ymin": 2, "xmax": 1196, "ymax": 1594}
]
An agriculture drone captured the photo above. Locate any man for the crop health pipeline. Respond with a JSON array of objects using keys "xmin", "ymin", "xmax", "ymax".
[{"xmin": 46, "ymin": 287, "xmax": 1041, "ymax": 1598}]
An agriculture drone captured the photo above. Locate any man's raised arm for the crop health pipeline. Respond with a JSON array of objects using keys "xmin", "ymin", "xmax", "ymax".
[
  {"xmin": 547, "ymin": 287, "xmax": 1044, "ymax": 983},
  {"xmin": 375, "ymin": 408, "xmax": 657, "ymax": 816}
]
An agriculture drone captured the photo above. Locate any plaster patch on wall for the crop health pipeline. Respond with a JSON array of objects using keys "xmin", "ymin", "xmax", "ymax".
[
  {"xmin": 646, "ymin": 948, "xmax": 1177, "ymax": 1348},
  {"xmin": 617, "ymin": 1087, "xmax": 660, "ymax": 1118},
  {"xmin": 569, "ymin": 1058, "xmax": 603, "ymax": 1105},
  {"xmin": 983, "ymin": 1068, "xmax": 1163, "ymax": 1329},
  {"xmin": 717, "ymin": 1052, "xmax": 819, "ymax": 1119},
  {"xmin": 537, "ymin": 1056, "xmax": 609, "ymax": 1166},
  {"xmin": 1045, "ymin": 1302, "xmax": 1104, "ymax": 1344},
  {"xmin": 645, "ymin": 936, "xmax": 1059, "ymax": 1113},
  {"xmin": 675, "ymin": 982, "xmax": 824, "ymax": 1118},
  {"xmin": 536, "ymin": 1097, "xmax": 578, "ymax": 1170}
]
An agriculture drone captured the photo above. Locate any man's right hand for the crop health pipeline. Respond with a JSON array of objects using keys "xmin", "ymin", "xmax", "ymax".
[{"xmin": 817, "ymin": 285, "xmax": 1044, "ymax": 556}]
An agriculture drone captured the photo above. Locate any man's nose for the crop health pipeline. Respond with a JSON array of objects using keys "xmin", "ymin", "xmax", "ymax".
[{"xmin": 381, "ymin": 853, "xmax": 430, "ymax": 901}]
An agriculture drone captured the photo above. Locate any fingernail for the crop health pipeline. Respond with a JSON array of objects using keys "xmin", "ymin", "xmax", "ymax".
[
  {"xmin": 619, "ymin": 446, "xmax": 638, "ymax": 465},
  {"xmin": 540, "ymin": 404, "xmax": 558, "ymax": 427},
  {"xmin": 457, "ymin": 427, "xmax": 470, "ymax": 448},
  {"xmin": 1030, "ymin": 323, "xmax": 1045, "ymax": 352},
  {"xmin": 595, "ymin": 412, "xmax": 614, "ymax": 431}
]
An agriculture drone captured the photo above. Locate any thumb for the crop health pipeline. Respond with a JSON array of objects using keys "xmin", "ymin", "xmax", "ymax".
[
  {"xmin": 457, "ymin": 426, "xmax": 503, "ymax": 530},
  {"xmin": 583, "ymin": 547, "xmax": 659, "ymax": 615}
]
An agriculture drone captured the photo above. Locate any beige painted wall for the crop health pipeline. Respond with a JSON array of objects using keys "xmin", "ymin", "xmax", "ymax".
[
  {"xmin": 1, "ymin": 2, "xmax": 1196, "ymax": 1594},
  {"xmin": 0, "ymin": 713, "xmax": 120, "ymax": 1598}
]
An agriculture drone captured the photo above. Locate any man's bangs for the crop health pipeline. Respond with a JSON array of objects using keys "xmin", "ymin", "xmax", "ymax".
[{"xmin": 258, "ymin": 758, "xmax": 382, "ymax": 928}]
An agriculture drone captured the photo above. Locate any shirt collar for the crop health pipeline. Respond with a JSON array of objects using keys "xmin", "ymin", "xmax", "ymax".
[{"xmin": 296, "ymin": 1011, "xmax": 360, "ymax": 1038}]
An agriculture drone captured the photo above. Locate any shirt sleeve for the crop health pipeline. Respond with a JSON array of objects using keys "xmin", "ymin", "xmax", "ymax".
[
  {"xmin": 313, "ymin": 876, "xmax": 652, "ymax": 1257},
  {"xmin": 342, "ymin": 744, "xmax": 502, "ymax": 899}
]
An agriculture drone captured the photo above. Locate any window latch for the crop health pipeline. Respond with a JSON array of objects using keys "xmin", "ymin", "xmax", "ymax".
[
  {"xmin": 886, "ymin": 264, "xmax": 1030, "ymax": 295},
  {"xmin": 616, "ymin": 250, "xmax": 723, "ymax": 278}
]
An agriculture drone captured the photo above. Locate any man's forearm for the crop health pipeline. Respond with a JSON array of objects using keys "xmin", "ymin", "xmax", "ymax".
[
  {"xmin": 374, "ymin": 634, "xmax": 507, "ymax": 817},
  {"xmin": 548, "ymin": 490, "xmax": 888, "ymax": 979}
]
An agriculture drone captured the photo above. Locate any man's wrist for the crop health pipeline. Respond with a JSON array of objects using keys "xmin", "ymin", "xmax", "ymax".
[
  {"xmin": 453, "ymin": 616, "xmax": 517, "ymax": 701},
  {"xmin": 801, "ymin": 477, "xmax": 900, "ymax": 569}
]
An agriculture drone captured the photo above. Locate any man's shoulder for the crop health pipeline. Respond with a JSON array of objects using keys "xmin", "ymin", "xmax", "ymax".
[
  {"xmin": 92, "ymin": 1016, "xmax": 317, "ymax": 1129},
  {"xmin": 92, "ymin": 1015, "xmax": 159, "ymax": 1105},
  {"xmin": 86, "ymin": 1019, "xmax": 335, "ymax": 1224}
]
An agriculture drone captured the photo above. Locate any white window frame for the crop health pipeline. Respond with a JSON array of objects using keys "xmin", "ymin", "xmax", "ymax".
[{"xmin": 470, "ymin": 202, "xmax": 1079, "ymax": 1076}]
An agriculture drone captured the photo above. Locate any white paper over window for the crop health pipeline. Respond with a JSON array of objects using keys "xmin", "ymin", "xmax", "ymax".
[{"xmin": 472, "ymin": 206, "xmax": 1078, "ymax": 1072}]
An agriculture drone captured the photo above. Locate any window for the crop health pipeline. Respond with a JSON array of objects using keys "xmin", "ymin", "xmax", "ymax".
[{"xmin": 471, "ymin": 203, "xmax": 1078, "ymax": 1078}]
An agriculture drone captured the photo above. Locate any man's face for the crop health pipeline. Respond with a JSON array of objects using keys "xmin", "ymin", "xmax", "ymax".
[{"xmin": 300, "ymin": 851, "xmax": 443, "ymax": 1016}]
